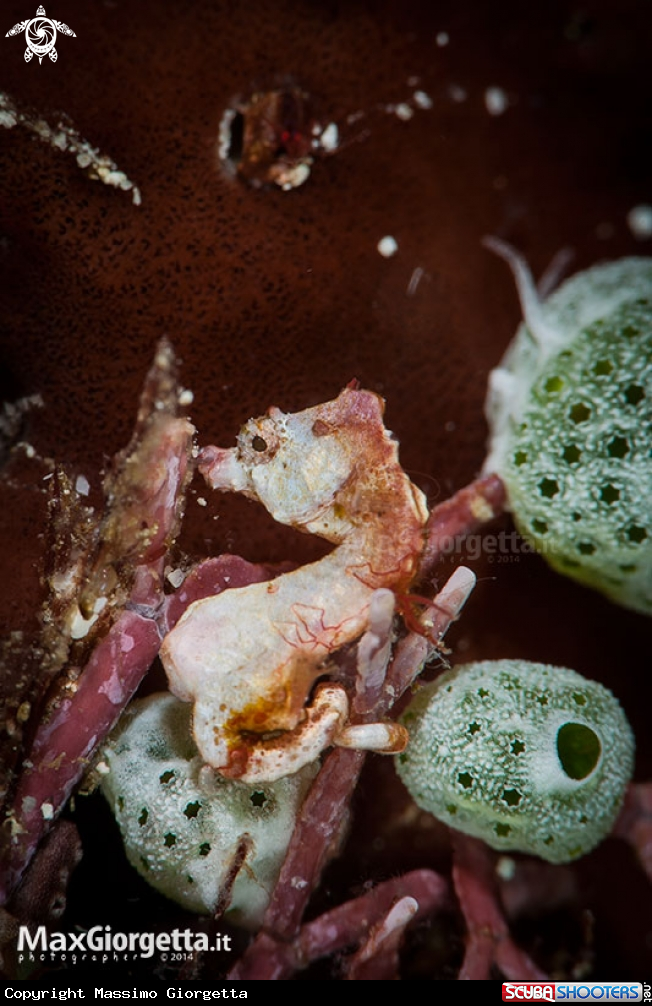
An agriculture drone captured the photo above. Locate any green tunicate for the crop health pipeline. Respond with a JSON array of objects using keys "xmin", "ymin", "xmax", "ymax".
[
  {"xmin": 396, "ymin": 660, "xmax": 634, "ymax": 863},
  {"xmin": 100, "ymin": 694, "xmax": 317, "ymax": 927},
  {"xmin": 485, "ymin": 251, "xmax": 652, "ymax": 615}
]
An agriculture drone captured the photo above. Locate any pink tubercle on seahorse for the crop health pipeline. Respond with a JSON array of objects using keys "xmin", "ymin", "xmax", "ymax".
[{"xmin": 159, "ymin": 385, "xmax": 430, "ymax": 782}]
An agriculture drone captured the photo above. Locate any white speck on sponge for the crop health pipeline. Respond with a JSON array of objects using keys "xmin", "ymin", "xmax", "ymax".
[
  {"xmin": 627, "ymin": 204, "xmax": 652, "ymax": 240},
  {"xmin": 377, "ymin": 236, "xmax": 399, "ymax": 258},
  {"xmin": 436, "ymin": 31, "xmax": 450, "ymax": 46}
]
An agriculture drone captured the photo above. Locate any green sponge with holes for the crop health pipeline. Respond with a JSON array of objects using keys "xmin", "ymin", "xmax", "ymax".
[
  {"xmin": 100, "ymin": 694, "xmax": 317, "ymax": 926},
  {"xmin": 396, "ymin": 660, "xmax": 634, "ymax": 862},
  {"xmin": 484, "ymin": 245, "xmax": 652, "ymax": 614}
]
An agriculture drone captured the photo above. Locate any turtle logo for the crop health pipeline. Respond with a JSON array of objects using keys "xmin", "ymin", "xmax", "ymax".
[{"xmin": 5, "ymin": 5, "xmax": 76, "ymax": 64}]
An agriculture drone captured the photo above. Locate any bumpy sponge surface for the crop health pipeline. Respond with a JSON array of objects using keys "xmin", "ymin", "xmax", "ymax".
[
  {"xmin": 396, "ymin": 660, "xmax": 634, "ymax": 863},
  {"xmin": 101, "ymin": 694, "xmax": 317, "ymax": 926},
  {"xmin": 485, "ymin": 255, "xmax": 652, "ymax": 614}
]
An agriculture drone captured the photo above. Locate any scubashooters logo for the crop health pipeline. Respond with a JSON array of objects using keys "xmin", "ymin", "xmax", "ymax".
[
  {"xmin": 5, "ymin": 6, "xmax": 76, "ymax": 64},
  {"xmin": 17, "ymin": 926, "xmax": 232, "ymax": 962}
]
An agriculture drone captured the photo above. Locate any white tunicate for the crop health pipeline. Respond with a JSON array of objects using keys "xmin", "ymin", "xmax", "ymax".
[
  {"xmin": 396, "ymin": 660, "xmax": 635, "ymax": 863},
  {"xmin": 100, "ymin": 694, "xmax": 318, "ymax": 927}
]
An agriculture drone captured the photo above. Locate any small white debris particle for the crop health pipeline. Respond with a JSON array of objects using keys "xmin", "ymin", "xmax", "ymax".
[
  {"xmin": 23, "ymin": 443, "xmax": 36, "ymax": 459},
  {"xmin": 1, "ymin": 91, "xmax": 142, "ymax": 205},
  {"xmin": 394, "ymin": 102, "xmax": 414, "ymax": 121},
  {"xmin": 166, "ymin": 567, "xmax": 186, "ymax": 589},
  {"xmin": 41, "ymin": 802, "xmax": 54, "ymax": 821},
  {"xmin": 178, "ymin": 388, "xmax": 194, "ymax": 407},
  {"xmin": 413, "ymin": 90, "xmax": 433, "ymax": 110},
  {"xmin": 496, "ymin": 855, "xmax": 516, "ymax": 881},
  {"xmin": 75, "ymin": 474, "xmax": 90, "ymax": 496},
  {"xmin": 120, "ymin": 635, "xmax": 135, "ymax": 654},
  {"xmin": 319, "ymin": 122, "xmax": 339, "ymax": 152},
  {"xmin": 197, "ymin": 496, "xmax": 208, "ymax": 507},
  {"xmin": 627, "ymin": 204, "xmax": 652, "ymax": 240},
  {"xmin": 95, "ymin": 760, "xmax": 111, "ymax": 776},
  {"xmin": 279, "ymin": 161, "xmax": 311, "ymax": 191},
  {"xmin": 406, "ymin": 266, "xmax": 425, "ymax": 296},
  {"xmin": 17, "ymin": 702, "xmax": 31, "ymax": 723},
  {"xmin": 449, "ymin": 84, "xmax": 467, "ymax": 103},
  {"xmin": 436, "ymin": 31, "xmax": 450, "ymax": 46},
  {"xmin": 69, "ymin": 606, "xmax": 98, "ymax": 640},
  {"xmin": 0, "ymin": 110, "xmax": 18, "ymax": 129},
  {"xmin": 377, "ymin": 235, "xmax": 399, "ymax": 258},
  {"xmin": 485, "ymin": 86, "xmax": 509, "ymax": 116},
  {"xmin": 290, "ymin": 876, "xmax": 309, "ymax": 890},
  {"xmin": 217, "ymin": 107, "xmax": 237, "ymax": 162}
]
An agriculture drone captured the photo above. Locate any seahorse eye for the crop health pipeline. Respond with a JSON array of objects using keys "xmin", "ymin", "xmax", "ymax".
[{"xmin": 251, "ymin": 435, "xmax": 268, "ymax": 452}]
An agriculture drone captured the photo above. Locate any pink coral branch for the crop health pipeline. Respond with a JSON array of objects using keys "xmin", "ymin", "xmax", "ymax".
[
  {"xmin": 300, "ymin": 870, "xmax": 446, "ymax": 962},
  {"xmin": 451, "ymin": 831, "xmax": 548, "ymax": 980},
  {"xmin": 261, "ymin": 747, "xmax": 367, "ymax": 942},
  {"xmin": 1, "ymin": 607, "xmax": 162, "ymax": 904},
  {"xmin": 163, "ymin": 555, "xmax": 289, "ymax": 633},
  {"xmin": 0, "ymin": 342, "xmax": 195, "ymax": 906},
  {"xmin": 343, "ymin": 896, "xmax": 418, "ymax": 980},
  {"xmin": 230, "ymin": 870, "xmax": 447, "ymax": 980},
  {"xmin": 419, "ymin": 473, "xmax": 506, "ymax": 579}
]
